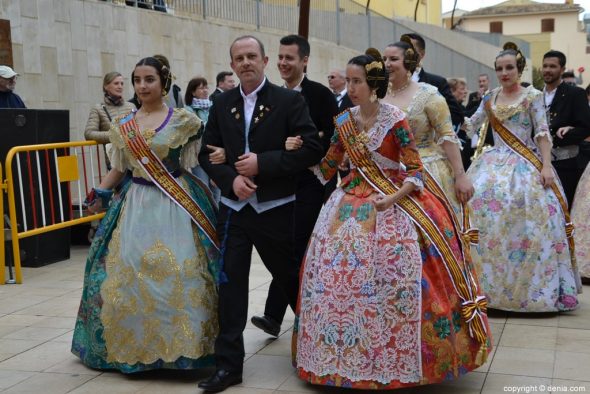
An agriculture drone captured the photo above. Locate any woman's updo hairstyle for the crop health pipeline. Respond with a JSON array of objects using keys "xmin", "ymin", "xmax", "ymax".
[
  {"xmin": 347, "ymin": 48, "xmax": 389, "ymax": 99},
  {"xmin": 132, "ymin": 56, "xmax": 173, "ymax": 95},
  {"xmin": 495, "ymin": 42, "xmax": 526, "ymax": 74},
  {"xmin": 386, "ymin": 35, "xmax": 420, "ymax": 74}
]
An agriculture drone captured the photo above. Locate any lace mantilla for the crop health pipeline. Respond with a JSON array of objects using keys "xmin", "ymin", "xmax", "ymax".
[
  {"xmin": 350, "ymin": 103, "xmax": 406, "ymax": 152},
  {"xmin": 296, "ymin": 193, "xmax": 423, "ymax": 384},
  {"xmin": 406, "ymin": 83, "xmax": 438, "ymax": 119}
]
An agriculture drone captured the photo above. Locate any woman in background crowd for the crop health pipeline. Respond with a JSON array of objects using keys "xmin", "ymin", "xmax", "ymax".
[
  {"xmin": 84, "ymin": 71, "xmax": 136, "ymax": 162},
  {"xmin": 184, "ymin": 76, "xmax": 221, "ymax": 202}
]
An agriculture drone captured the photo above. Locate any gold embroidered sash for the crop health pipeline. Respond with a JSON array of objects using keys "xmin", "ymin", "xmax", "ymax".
[
  {"xmin": 334, "ymin": 109, "xmax": 488, "ymax": 346},
  {"xmin": 484, "ymin": 100, "xmax": 577, "ymax": 275},
  {"xmin": 118, "ymin": 113, "xmax": 219, "ymax": 250}
]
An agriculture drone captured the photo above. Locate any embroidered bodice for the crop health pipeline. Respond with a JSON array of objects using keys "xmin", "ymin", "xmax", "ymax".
[
  {"xmin": 314, "ymin": 102, "xmax": 424, "ymax": 196},
  {"xmin": 465, "ymin": 86, "xmax": 551, "ymax": 152},
  {"xmin": 400, "ymin": 83, "xmax": 459, "ymax": 163},
  {"xmin": 109, "ymin": 108, "xmax": 201, "ymax": 180}
]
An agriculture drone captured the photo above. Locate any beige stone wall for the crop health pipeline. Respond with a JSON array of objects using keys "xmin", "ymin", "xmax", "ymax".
[
  {"xmin": 461, "ymin": 12, "xmax": 590, "ymax": 71},
  {"xmin": 0, "ymin": 0, "xmax": 356, "ymax": 141}
]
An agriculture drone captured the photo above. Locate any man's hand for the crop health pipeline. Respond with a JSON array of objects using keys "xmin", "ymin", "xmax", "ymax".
[
  {"xmin": 232, "ymin": 175, "xmax": 257, "ymax": 200},
  {"xmin": 235, "ymin": 152, "xmax": 259, "ymax": 177},
  {"xmin": 556, "ymin": 126, "xmax": 574, "ymax": 139}
]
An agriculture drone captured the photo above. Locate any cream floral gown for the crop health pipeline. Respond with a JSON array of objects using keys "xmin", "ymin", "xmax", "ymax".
[
  {"xmin": 465, "ymin": 86, "xmax": 579, "ymax": 312},
  {"xmin": 387, "ymin": 83, "xmax": 463, "ymax": 220},
  {"xmin": 572, "ymin": 165, "xmax": 590, "ymax": 278}
]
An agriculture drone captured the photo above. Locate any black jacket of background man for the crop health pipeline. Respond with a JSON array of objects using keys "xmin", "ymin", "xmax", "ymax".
[
  {"xmin": 257, "ymin": 76, "xmax": 338, "ymax": 327},
  {"xmin": 465, "ymin": 91, "xmax": 482, "ymax": 117},
  {"xmin": 548, "ymin": 82, "xmax": 590, "ymax": 147},
  {"xmin": 465, "ymin": 91, "xmax": 495, "ymax": 148},
  {"xmin": 199, "ymin": 79, "xmax": 323, "ymax": 202},
  {"xmin": 300, "ymin": 77, "xmax": 338, "ymax": 156},
  {"xmin": 547, "ymin": 82, "xmax": 590, "ymax": 206},
  {"xmin": 418, "ymin": 68, "xmax": 464, "ymax": 127},
  {"xmin": 338, "ymin": 92, "xmax": 354, "ymax": 112}
]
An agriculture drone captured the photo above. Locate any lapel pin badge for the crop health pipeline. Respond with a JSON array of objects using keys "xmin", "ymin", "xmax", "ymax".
[{"xmin": 231, "ymin": 107, "xmax": 237, "ymax": 113}]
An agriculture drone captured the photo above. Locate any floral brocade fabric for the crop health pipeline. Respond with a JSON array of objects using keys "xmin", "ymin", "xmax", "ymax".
[
  {"xmin": 466, "ymin": 87, "xmax": 579, "ymax": 312},
  {"xmin": 295, "ymin": 103, "xmax": 491, "ymax": 390},
  {"xmin": 71, "ymin": 109, "xmax": 220, "ymax": 372},
  {"xmin": 572, "ymin": 165, "xmax": 590, "ymax": 278},
  {"xmin": 401, "ymin": 83, "xmax": 462, "ymax": 218}
]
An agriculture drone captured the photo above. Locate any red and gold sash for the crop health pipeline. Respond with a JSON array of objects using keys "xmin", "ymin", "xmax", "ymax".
[
  {"xmin": 118, "ymin": 113, "xmax": 219, "ymax": 250},
  {"xmin": 334, "ymin": 109, "xmax": 488, "ymax": 346},
  {"xmin": 484, "ymin": 100, "xmax": 577, "ymax": 275}
]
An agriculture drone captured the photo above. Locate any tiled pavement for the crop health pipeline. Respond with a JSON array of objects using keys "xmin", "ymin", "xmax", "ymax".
[{"xmin": 1, "ymin": 245, "xmax": 589, "ymax": 393}]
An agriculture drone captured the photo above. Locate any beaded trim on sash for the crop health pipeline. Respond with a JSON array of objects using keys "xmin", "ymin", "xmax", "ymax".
[
  {"xmin": 484, "ymin": 99, "xmax": 579, "ymax": 289},
  {"xmin": 334, "ymin": 109, "xmax": 489, "ymax": 346},
  {"xmin": 118, "ymin": 113, "xmax": 219, "ymax": 251}
]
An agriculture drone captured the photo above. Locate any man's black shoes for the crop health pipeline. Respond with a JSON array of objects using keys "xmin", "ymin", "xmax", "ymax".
[
  {"xmin": 250, "ymin": 315, "xmax": 281, "ymax": 337},
  {"xmin": 198, "ymin": 369, "xmax": 242, "ymax": 392}
]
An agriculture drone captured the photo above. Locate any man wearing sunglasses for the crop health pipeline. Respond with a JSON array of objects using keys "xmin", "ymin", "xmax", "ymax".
[{"xmin": 0, "ymin": 66, "xmax": 26, "ymax": 108}]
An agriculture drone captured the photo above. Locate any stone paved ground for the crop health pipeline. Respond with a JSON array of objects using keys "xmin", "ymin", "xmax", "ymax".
[{"xmin": 1, "ymin": 246, "xmax": 589, "ymax": 393}]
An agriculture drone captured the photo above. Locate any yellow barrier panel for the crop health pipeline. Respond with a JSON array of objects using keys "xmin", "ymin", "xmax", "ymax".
[{"xmin": 3, "ymin": 141, "xmax": 107, "ymax": 284}]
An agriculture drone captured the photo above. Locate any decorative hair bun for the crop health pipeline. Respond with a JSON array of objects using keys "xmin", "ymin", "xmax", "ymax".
[
  {"xmin": 365, "ymin": 47, "xmax": 382, "ymax": 62},
  {"xmin": 500, "ymin": 42, "xmax": 526, "ymax": 74},
  {"xmin": 398, "ymin": 34, "xmax": 419, "ymax": 72},
  {"xmin": 503, "ymin": 42, "xmax": 518, "ymax": 51}
]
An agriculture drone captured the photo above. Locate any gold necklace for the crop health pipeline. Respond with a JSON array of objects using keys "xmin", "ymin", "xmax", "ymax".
[
  {"xmin": 358, "ymin": 103, "xmax": 379, "ymax": 132},
  {"xmin": 388, "ymin": 79, "xmax": 410, "ymax": 97},
  {"xmin": 139, "ymin": 103, "xmax": 166, "ymax": 117}
]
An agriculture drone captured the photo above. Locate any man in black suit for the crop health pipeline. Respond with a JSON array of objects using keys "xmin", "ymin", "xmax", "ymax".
[
  {"xmin": 406, "ymin": 33, "xmax": 464, "ymax": 128},
  {"xmin": 197, "ymin": 35, "xmax": 323, "ymax": 392},
  {"xmin": 464, "ymin": 73, "xmax": 494, "ymax": 164},
  {"xmin": 209, "ymin": 71, "xmax": 236, "ymax": 102},
  {"xmin": 249, "ymin": 34, "xmax": 338, "ymax": 338},
  {"xmin": 542, "ymin": 50, "xmax": 590, "ymax": 206},
  {"xmin": 465, "ymin": 73, "xmax": 490, "ymax": 117},
  {"xmin": 328, "ymin": 68, "xmax": 353, "ymax": 111}
]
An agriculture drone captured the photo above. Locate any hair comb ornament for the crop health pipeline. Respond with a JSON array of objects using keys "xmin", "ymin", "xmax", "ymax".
[{"xmin": 365, "ymin": 61, "xmax": 383, "ymax": 73}]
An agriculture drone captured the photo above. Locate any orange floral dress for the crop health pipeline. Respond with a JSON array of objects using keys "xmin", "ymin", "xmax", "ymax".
[{"xmin": 293, "ymin": 103, "xmax": 491, "ymax": 389}]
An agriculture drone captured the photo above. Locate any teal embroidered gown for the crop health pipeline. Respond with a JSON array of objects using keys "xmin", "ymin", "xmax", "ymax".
[{"xmin": 71, "ymin": 108, "xmax": 220, "ymax": 372}]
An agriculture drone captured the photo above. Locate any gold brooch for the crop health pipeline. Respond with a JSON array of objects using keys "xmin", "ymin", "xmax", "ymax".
[
  {"xmin": 235, "ymin": 113, "xmax": 240, "ymax": 120},
  {"xmin": 357, "ymin": 131, "xmax": 370, "ymax": 146}
]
